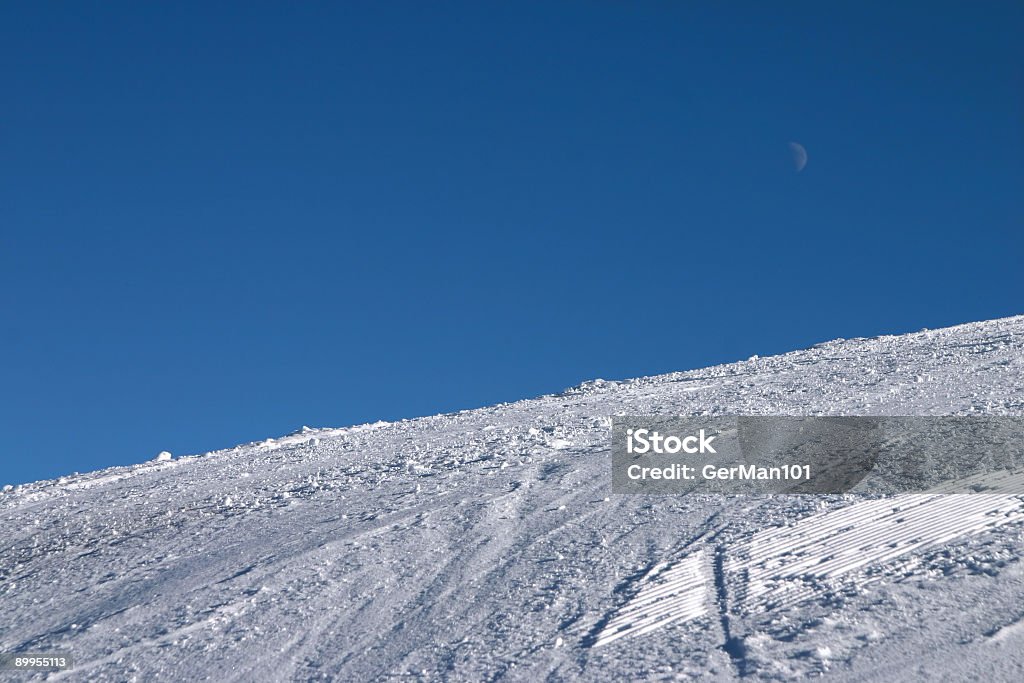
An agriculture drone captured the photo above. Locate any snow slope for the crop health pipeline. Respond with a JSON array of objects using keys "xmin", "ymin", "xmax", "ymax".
[{"xmin": 2, "ymin": 316, "xmax": 1023, "ymax": 681}]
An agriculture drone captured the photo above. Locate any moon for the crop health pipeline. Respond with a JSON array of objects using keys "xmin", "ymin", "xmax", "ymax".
[{"xmin": 789, "ymin": 142, "xmax": 808, "ymax": 172}]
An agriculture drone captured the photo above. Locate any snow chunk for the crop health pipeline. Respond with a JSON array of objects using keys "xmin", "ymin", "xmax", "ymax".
[{"xmin": 155, "ymin": 451, "xmax": 173, "ymax": 462}]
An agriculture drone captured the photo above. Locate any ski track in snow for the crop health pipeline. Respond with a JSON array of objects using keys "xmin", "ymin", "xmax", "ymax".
[
  {"xmin": 1, "ymin": 315, "xmax": 1023, "ymax": 680},
  {"xmin": 591, "ymin": 552, "xmax": 711, "ymax": 648},
  {"xmin": 593, "ymin": 471, "xmax": 1024, "ymax": 650},
  {"xmin": 737, "ymin": 476, "xmax": 1024, "ymax": 614}
]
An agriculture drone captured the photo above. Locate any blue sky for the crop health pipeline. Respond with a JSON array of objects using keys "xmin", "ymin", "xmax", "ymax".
[{"xmin": 2, "ymin": 2, "xmax": 1021, "ymax": 485}]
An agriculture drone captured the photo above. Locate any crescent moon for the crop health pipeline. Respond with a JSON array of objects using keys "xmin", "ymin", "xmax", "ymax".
[{"xmin": 789, "ymin": 142, "xmax": 808, "ymax": 172}]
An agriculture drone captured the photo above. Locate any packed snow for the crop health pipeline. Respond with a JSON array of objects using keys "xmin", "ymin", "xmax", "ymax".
[{"xmin": 1, "ymin": 316, "xmax": 1023, "ymax": 681}]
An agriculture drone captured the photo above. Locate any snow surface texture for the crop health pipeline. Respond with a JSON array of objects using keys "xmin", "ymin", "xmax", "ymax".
[{"xmin": 2, "ymin": 316, "xmax": 1024, "ymax": 681}]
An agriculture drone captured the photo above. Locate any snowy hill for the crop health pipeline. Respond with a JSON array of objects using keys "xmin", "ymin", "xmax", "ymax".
[{"xmin": 2, "ymin": 316, "xmax": 1023, "ymax": 681}]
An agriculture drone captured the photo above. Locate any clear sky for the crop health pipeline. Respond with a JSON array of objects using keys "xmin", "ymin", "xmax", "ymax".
[{"xmin": 2, "ymin": 2, "xmax": 1022, "ymax": 485}]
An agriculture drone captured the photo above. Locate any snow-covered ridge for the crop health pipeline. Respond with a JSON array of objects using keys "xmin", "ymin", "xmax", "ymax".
[
  {"xmin": 1, "ymin": 314, "xmax": 1022, "ymax": 681},
  {"xmin": 8, "ymin": 314, "xmax": 1022, "ymax": 499},
  {"xmin": 0, "ymin": 422, "xmax": 394, "ymax": 503}
]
